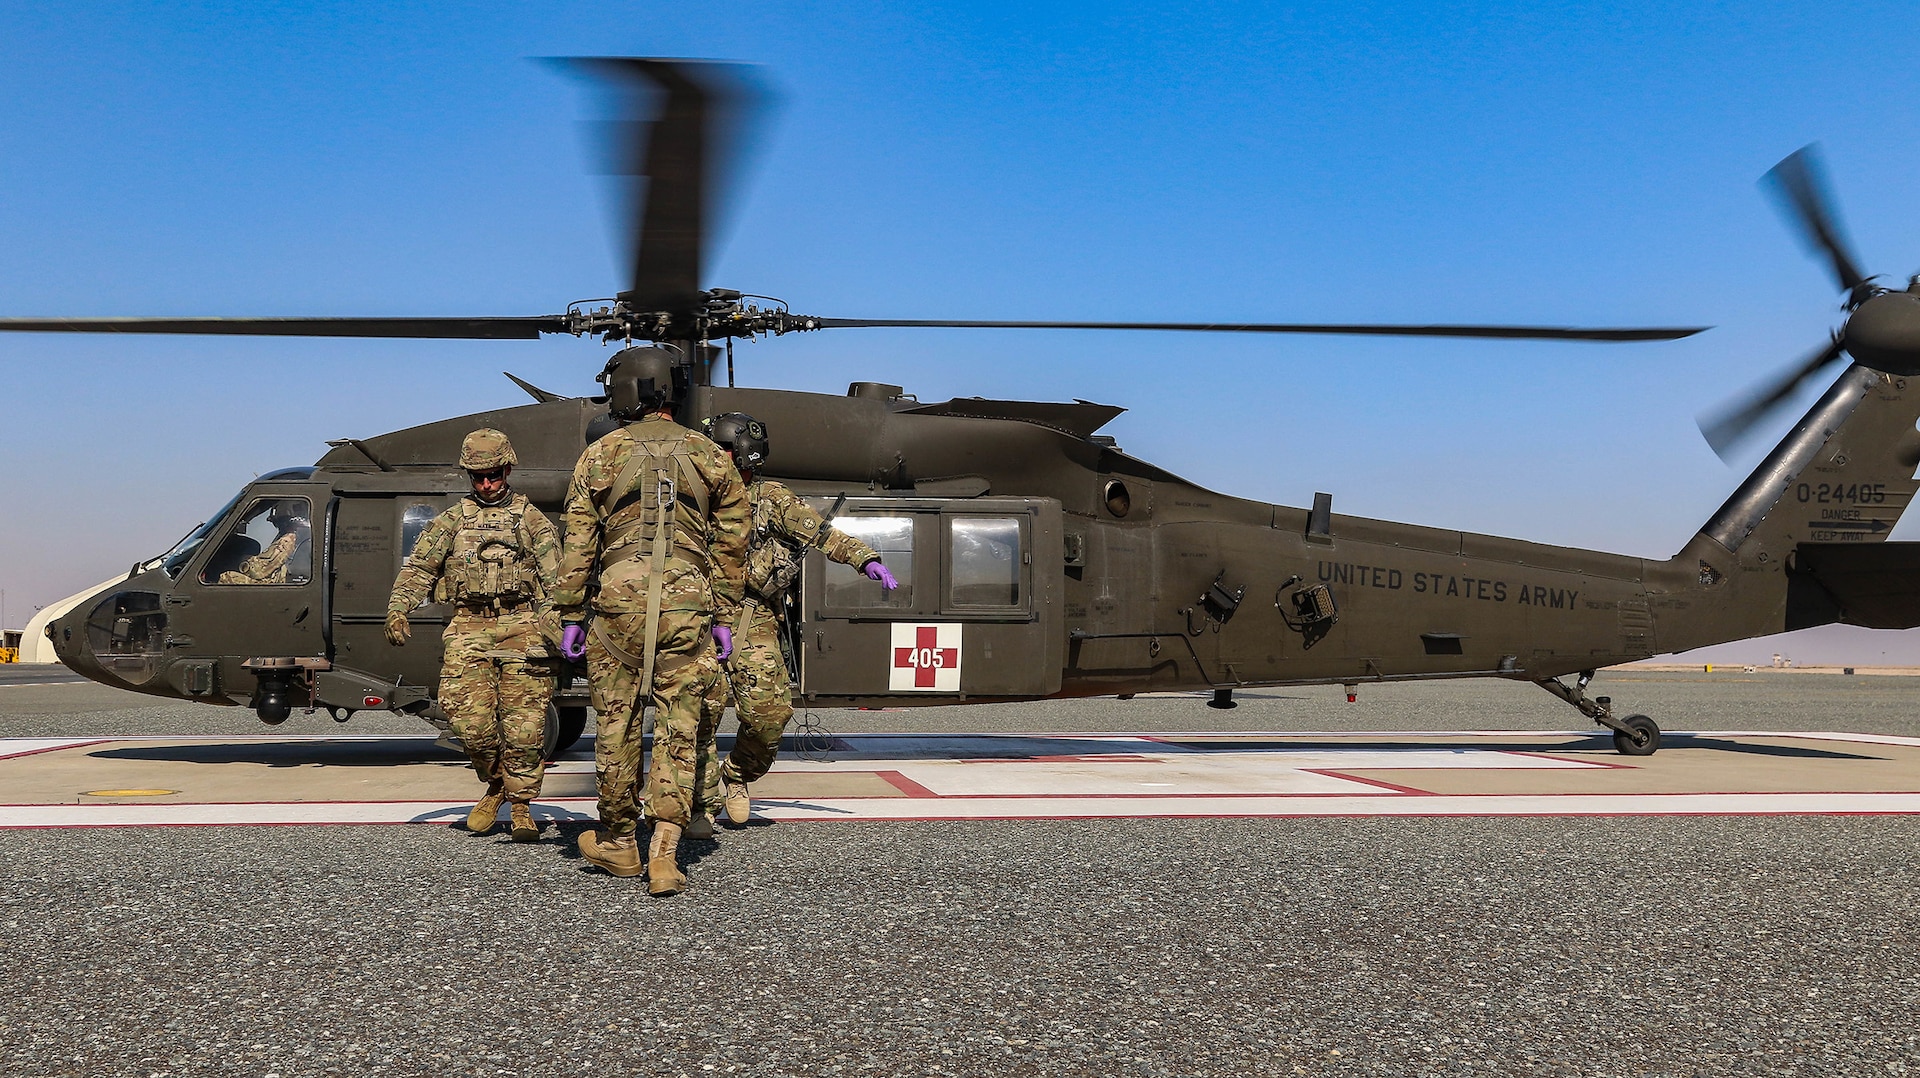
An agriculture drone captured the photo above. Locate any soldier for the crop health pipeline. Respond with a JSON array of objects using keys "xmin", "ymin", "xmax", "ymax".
[
  {"xmin": 554, "ymin": 346, "xmax": 748, "ymax": 895},
  {"xmin": 696, "ymin": 412, "xmax": 897, "ymax": 830},
  {"xmin": 386, "ymin": 429, "xmax": 562, "ymax": 843},
  {"xmin": 217, "ymin": 500, "xmax": 310, "ymax": 584}
]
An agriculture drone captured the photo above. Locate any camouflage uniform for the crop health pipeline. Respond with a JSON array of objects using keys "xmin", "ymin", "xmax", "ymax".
[
  {"xmin": 554, "ymin": 415, "xmax": 749, "ymax": 840},
  {"xmin": 218, "ymin": 529, "xmax": 302, "ymax": 585},
  {"xmin": 698, "ymin": 480, "xmax": 879, "ymax": 809},
  {"xmin": 388, "ymin": 491, "xmax": 561, "ymax": 806}
]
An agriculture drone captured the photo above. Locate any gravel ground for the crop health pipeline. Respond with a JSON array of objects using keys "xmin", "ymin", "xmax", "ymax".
[{"xmin": 2, "ymin": 672, "xmax": 1917, "ymax": 1077}]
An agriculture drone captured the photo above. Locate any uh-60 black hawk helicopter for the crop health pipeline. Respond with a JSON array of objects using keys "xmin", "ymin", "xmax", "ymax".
[{"xmin": 14, "ymin": 59, "xmax": 1920, "ymax": 758}]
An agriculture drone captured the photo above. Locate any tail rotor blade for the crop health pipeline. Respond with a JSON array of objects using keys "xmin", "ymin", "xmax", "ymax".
[
  {"xmin": 1764, "ymin": 145, "xmax": 1871, "ymax": 297},
  {"xmin": 1698, "ymin": 334, "xmax": 1848, "ymax": 460}
]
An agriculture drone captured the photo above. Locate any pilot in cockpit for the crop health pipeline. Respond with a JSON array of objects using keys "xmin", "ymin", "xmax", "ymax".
[{"xmin": 214, "ymin": 499, "xmax": 311, "ymax": 585}]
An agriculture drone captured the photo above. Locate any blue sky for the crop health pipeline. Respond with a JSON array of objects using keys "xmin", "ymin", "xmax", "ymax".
[{"xmin": 5, "ymin": 2, "xmax": 1920, "ymax": 663}]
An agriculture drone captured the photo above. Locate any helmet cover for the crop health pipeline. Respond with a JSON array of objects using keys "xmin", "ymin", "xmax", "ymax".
[{"xmin": 459, "ymin": 428, "xmax": 518, "ymax": 471}]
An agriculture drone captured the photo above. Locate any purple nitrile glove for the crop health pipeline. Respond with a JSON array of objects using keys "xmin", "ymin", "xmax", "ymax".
[
  {"xmin": 863, "ymin": 560, "xmax": 899, "ymax": 591},
  {"xmin": 714, "ymin": 625, "xmax": 733, "ymax": 662},
  {"xmin": 561, "ymin": 623, "xmax": 587, "ymax": 662}
]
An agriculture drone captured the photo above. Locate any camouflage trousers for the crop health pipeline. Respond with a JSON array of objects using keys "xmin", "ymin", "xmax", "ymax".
[
  {"xmin": 694, "ymin": 602, "xmax": 793, "ymax": 810},
  {"xmin": 584, "ymin": 609, "xmax": 721, "ymax": 838},
  {"xmin": 439, "ymin": 609, "xmax": 556, "ymax": 805}
]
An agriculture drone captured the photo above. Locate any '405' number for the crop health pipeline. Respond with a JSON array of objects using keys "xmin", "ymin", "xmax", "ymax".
[{"xmin": 1796, "ymin": 482, "xmax": 1888, "ymax": 504}]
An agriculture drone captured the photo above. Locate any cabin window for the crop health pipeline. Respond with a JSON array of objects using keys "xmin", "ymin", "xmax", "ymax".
[
  {"xmin": 822, "ymin": 515, "xmax": 915, "ymax": 610},
  {"xmin": 400, "ymin": 502, "xmax": 440, "ymax": 561},
  {"xmin": 200, "ymin": 497, "xmax": 313, "ymax": 585},
  {"xmin": 948, "ymin": 516, "xmax": 1024, "ymax": 608}
]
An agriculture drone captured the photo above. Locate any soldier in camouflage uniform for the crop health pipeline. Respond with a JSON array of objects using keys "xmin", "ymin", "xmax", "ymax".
[
  {"xmin": 217, "ymin": 501, "xmax": 310, "ymax": 584},
  {"xmin": 555, "ymin": 346, "xmax": 748, "ymax": 896},
  {"xmin": 696, "ymin": 412, "xmax": 898, "ymax": 830},
  {"xmin": 386, "ymin": 429, "xmax": 562, "ymax": 843}
]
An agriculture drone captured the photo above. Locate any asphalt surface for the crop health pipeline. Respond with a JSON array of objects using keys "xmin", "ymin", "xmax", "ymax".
[{"xmin": 3, "ymin": 669, "xmax": 1917, "ymax": 1077}]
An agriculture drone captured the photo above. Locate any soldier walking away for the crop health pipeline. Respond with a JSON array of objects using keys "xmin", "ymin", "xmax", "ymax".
[
  {"xmin": 697, "ymin": 412, "xmax": 897, "ymax": 830},
  {"xmin": 386, "ymin": 429, "xmax": 563, "ymax": 843},
  {"xmin": 555, "ymin": 346, "xmax": 748, "ymax": 895}
]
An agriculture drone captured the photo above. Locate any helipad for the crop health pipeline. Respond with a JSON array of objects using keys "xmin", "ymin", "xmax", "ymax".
[{"xmin": 4, "ymin": 729, "xmax": 1919, "ymax": 828}]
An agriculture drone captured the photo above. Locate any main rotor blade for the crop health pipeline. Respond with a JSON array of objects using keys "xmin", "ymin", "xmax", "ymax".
[
  {"xmin": 1698, "ymin": 334, "xmax": 1848, "ymax": 460},
  {"xmin": 1764, "ymin": 145, "xmax": 1871, "ymax": 296},
  {"xmin": 813, "ymin": 318, "xmax": 1707, "ymax": 342},
  {"xmin": 0, "ymin": 316, "xmax": 570, "ymax": 339},
  {"xmin": 563, "ymin": 58, "xmax": 762, "ymax": 313}
]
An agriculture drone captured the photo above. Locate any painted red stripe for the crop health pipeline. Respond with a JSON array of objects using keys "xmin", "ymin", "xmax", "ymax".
[{"xmin": 874, "ymin": 770, "xmax": 939, "ymax": 798}]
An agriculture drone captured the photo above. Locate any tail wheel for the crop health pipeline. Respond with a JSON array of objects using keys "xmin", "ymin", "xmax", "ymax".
[{"xmin": 1612, "ymin": 714, "xmax": 1661, "ymax": 756}]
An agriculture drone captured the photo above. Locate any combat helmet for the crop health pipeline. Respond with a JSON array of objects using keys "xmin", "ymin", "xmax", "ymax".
[
  {"xmin": 704, "ymin": 412, "xmax": 770, "ymax": 474},
  {"xmin": 599, "ymin": 345, "xmax": 683, "ymax": 420},
  {"xmin": 459, "ymin": 428, "xmax": 518, "ymax": 471}
]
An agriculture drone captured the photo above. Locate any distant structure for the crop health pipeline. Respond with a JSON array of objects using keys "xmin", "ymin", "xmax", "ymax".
[{"xmin": 18, "ymin": 577, "xmax": 123, "ymax": 664}]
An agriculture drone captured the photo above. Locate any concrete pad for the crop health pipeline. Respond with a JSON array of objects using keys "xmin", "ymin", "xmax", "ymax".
[{"xmin": 3, "ymin": 728, "xmax": 1919, "ymax": 828}]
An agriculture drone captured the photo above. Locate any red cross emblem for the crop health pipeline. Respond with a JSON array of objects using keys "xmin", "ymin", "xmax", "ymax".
[{"xmin": 890, "ymin": 623, "xmax": 962, "ymax": 691}]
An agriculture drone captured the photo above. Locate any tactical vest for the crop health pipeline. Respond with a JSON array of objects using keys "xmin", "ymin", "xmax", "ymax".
[
  {"xmin": 599, "ymin": 433, "xmax": 710, "ymax": 572},
  {"xmin": 745, "ymin": 489, "xmax": 804, "ymax": 599},
  {"xmin": 442, "ymin": 497, "xmax": 540, "ymax": 606}
]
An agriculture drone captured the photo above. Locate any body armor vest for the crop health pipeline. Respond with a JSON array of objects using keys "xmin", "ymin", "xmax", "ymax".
[{"xmin": 441, "ymin": 497, "xmax": 540, "ymax": 606}]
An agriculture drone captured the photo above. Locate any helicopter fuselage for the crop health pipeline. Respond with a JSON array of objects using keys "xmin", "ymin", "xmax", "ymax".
[{"xmin": 47, "ymin": 363, "xmax": 1920, "ymax": 755}]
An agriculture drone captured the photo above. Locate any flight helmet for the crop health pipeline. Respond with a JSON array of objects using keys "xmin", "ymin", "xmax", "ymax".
[
  {"xmin": 600, "ymin": 346, "xmax": 682, "ymax": 419},
  {"xmin": 705, "ymin": 412, "xmax": 770, "ymax": 474}
]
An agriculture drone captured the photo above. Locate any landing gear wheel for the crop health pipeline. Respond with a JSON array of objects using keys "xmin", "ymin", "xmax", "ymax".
[
  {"xmin": 1612, "ymin": 714, "xmax": 1660, "ymax": 756},
  {"xmin": 553, "ymin": 706, "xmax": 589, "ymax": 754}
]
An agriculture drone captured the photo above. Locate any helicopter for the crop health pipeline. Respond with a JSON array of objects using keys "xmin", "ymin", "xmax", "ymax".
[{"xmin": 11, "ymin": 59, "xmax": 1920, "ymax": 758}]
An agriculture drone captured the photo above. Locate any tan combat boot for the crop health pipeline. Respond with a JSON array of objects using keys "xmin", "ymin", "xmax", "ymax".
[
  {"xmin": 510, "ymin": 803, "xmax": 540, "ymax": 843},
  {"xmin": 684, "ymin": 813, "xmax": 716, "ymax": 841},
  {"xmin": 647, "ymin": 822, "xmax": 687, "ymax": 897},
  {"xmin": 722, "ymin": 777, "xmax": 751, "ymax": 826},
  {"xmin": 465, "ymin": 782, "xmax": 506, "ymax": 834},
  {"xmin": 578, "ymin": 829, "xmax": 641, "ymax": 877}
]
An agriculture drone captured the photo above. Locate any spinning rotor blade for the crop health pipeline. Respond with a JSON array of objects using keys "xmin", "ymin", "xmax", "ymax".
[
  {"xmin": 562, "ymin": 58, "xmax": 763, "ymax": 313},
  {"xmin": 1697, "ymin": 334, "xmax": 1848, "ymax": 460},
  {"xmin": 0, "ymin": 316, "xmax": 570, "ymax": 339},
  {"xmin": 1765, "ymin": 145, "xmax": 1871, "ymax": 297},
  {"xmin": 813, "ymin": 318, "xmax": 1706, "ymax": 342}
]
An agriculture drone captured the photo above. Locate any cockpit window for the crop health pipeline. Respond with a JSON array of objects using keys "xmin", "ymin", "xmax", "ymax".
[
  {"xmin": 159, "ymin": 490, "xmax": 248, "ymax": 579},
  {"xmin": 201, "ymin": 497, "xmax": 314, "ymax": 585}
]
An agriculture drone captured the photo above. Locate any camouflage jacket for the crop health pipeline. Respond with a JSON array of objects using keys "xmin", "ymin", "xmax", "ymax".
[
  {"xmin": 745, "ymin": 479, "xmax": 880, "ymax": 603},
  {"xmin": 218, "ymin": 529, "xmax": 302, "ymax": 585},
  {"xmin": 387, "ymin": 491, "xmax": 560, "ymax": 617},
  {"xmin": 553, "ymin": 415, "xmax": 749, "ymax": 622}
]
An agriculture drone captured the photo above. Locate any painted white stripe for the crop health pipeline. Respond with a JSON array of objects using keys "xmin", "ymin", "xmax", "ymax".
[
  {"xmin": 750, "ymin": 792, "xmax": 1920, "ymax": 820},
  {"xmin": 0, "ymin": 738, "xmax": 110, "ymax": 761}
]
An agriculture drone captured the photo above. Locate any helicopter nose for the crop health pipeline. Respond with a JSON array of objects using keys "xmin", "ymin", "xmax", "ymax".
[
  {"xmin": 1843, "ymin": 291, "xmax": 1920, "ymax": 375},
  {"xmin": 48, "ymin": 604, "xmax": 104, "ymax": 680},
  {"xmin": 51, "ymin": 588, "xmax": 171, "ymax": 691}
]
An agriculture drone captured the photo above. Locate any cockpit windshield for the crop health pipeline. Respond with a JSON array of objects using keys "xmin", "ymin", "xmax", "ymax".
[
  {"xmin": 159, "ymin": 490, "xmax": 248, "ymax": 579},
  {"xmin": 158, "ymin": 469, "xmax": 316, "ymax": 579}
]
